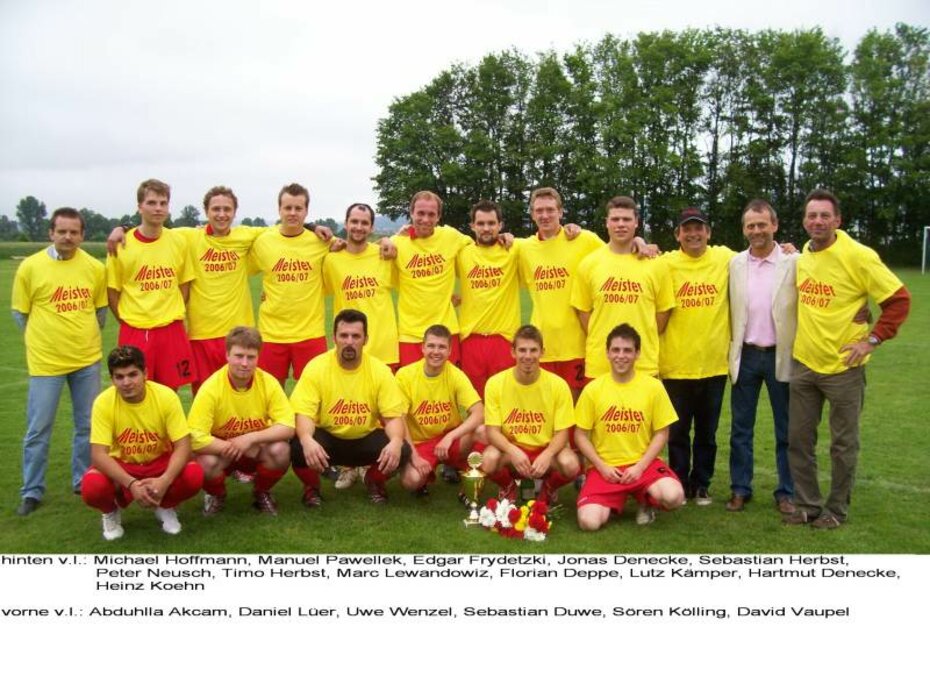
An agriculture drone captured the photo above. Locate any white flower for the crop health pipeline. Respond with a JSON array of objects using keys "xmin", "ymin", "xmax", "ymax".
[
  {"xmin": 478, "ymin": 507, "xmax": 497, "ymax": 528},
  {"xmin": 524, "ymin": 527, "xmax": 546, "ymax": 542},
  {"xmin": 496, "ymin": 500, "xmax": 516, "ymax": 528}
]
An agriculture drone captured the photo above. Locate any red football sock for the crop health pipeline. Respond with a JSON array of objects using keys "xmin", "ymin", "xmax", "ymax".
[
  {"xmin": 254, "ymin": 464, "xmax": 286, "ymax": 493},
  {"xmin": 292, "ymin": 467, "xmax": 321, "ymax": 490},
  {"xmin": 202, "ymin": 474, "xmax": 227, "ymax": 497}
]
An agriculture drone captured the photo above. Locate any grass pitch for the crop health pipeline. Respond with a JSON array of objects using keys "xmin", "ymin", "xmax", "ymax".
[{"xmin": 0, "ymin": 245, "xmax": 926, "ymax": 553}]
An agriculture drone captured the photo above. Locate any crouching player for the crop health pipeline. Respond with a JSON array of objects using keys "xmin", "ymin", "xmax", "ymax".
[
  {"xmin": 187, "ymin": 327, "xmax": 295, "ymax": 516},
  {"xmin": 81, "ymin": 346, "xmax": 203, "ymax": 540},
  {"xmin": 396, "ymin": 325, "xmax": 484, "ymax": 496},
  {"xmin": 481, "ymin": 325, "xmax": 579, "ymax": 504},
  {"xmin": 290, "ymin": 309, "xmax": 412, "ymax": 505},
  {"xmin": 575, "ymin": 324, "xmax": 684, "ymax": 530}
]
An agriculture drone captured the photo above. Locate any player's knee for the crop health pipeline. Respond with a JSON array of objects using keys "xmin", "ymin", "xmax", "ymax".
[
  {"xmin": 557, "ymin": 448, "xmax": 580, "ymax": 477},
  {"xmin": 265, "ymin": 442, "xmax": 291, "ymax": 469},
  {"xmin": 577, "ymin": 506, "xmax": 606, "ymax": 532}
]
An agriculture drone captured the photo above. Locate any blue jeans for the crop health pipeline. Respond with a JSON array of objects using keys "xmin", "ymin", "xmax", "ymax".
[
  {"xmin": 728, "ymin": 346, "xmax": 793, "ymax": 501},
  {"xmin": 663, "ymin": 375, "xmax": 727, "ymax": 492},
  {"xmin": 21, "ymin": 362, "xmax": 100, "ymax": 500}
]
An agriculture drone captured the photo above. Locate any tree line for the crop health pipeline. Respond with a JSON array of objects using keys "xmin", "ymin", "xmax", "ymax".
[
  {"xmin": 374, "ymin": 24, "xmax": 929, "ymax": 263},
  {"xmin": 0, "ymin": 196, "xmax": 347, "ymax": 242}
]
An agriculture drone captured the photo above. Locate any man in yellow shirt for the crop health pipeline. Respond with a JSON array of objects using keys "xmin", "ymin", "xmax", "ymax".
[
  {"xmin": 572, "ymin": 195, "xmax": 673, "ymax": 381},
  {"xmin": 396, "ymin": 325, "xmax": 483, "ymax": 495},
  {"xmin": 518, "ymin": 188, "xmax": 604, "ymax": 396},
  {"xmin": 657, "ymin": 207, "xmax": 735, "ymax": 505},
  {"xmin": 12, "ymin": 208, "xmax": 107, "ymax": 516},
  {"xmin": 188, "ymin": 327, "xmax": 295, "ymax": 516},
  {"xmin": 457, "ymin": 200, "xmax": 521, "ymax": 397},
  {"xmin": 80, "ymin": 346, "xmax": 203, "ymax": 540},
  {"xmin": 290, "ymin": 309, "xmax": 411, "ymax": 505},
  {"xmin": 481, "ymin": 325, "xmax": 579, "ymax": 504},
  {"xmin": 785, "ymin": 189, "xmax": 910, "ymax": 528},
  {"xmin": 576, "ymin": 324, "xmax": 683, "ymax": 530},
  {"xmin": 249, "ymin": 183, "xmax": 331, "ymax": 384},
  {"xmin": 393, "ymin": 191, "xmax": 472, "ymax": 367},
  {"xmin": 107, "ymin": 185, "xmax": 334, "ymax": 393},
  {"xmin": 323, "ymin": 203, "xmax": 398, "ymax": 367},
  {"xmin": 106, "ymin": 179, "xmax": 195, "ymax": 389}
]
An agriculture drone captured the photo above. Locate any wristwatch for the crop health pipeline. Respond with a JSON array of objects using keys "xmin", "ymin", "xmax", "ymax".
[{"xmin": 867, "ymin": 335, "xmax": 881, "ymax": 347}]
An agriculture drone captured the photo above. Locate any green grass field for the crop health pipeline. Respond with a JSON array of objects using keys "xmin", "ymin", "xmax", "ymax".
[{"xmin": 0, "ymin": 244, "xmax": 926, "ymax": 553}]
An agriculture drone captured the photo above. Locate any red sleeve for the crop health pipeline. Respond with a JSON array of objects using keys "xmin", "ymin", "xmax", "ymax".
[{"xmin": 871, "ymin": 287, "xmax": 910, "ymax": 342}]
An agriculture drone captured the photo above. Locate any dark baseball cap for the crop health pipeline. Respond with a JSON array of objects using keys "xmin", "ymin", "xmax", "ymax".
[{"xmin": 677, "ymin": 207, "xmax": 709, "ymax": 226}]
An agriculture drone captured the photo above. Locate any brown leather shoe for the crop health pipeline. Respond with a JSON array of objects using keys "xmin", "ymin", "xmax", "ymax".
[
  {"xmin": 776, "ymin": 498, "xmax": 797, "ymax": 515},
  {"xmin": 725, "ymin": 495, "xmax": 746, "ymax": 512}
]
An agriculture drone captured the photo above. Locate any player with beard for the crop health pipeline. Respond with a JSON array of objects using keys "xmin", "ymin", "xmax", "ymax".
[
  {"xmin": 456, "ymin": 200, "xmax": 521, "ymax": 397},
  {"xmin": 289, "ymin": 309, "xmax": 411, "ymax": 505}
]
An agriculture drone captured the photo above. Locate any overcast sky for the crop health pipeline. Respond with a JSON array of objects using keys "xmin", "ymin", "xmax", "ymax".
[{"xmin": 1, "ymin": 0, "xmax": 927, "ymax": 223}]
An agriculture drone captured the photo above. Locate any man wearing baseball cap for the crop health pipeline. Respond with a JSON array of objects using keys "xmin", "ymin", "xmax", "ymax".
[{"xmin": 655, "ymin": 207, "xmax": 735, "ymax": 505}]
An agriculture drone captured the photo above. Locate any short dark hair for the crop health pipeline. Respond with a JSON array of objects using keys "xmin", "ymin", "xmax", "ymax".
[
  {"xmin": 203, "ymin": 186, "xmax": 238, "ymax": 211},
  {"xmin": 741, "ymin": 199, "xmax": 778, "ymax": 225},
  {"xmin": 512, "ymin": 324, "xmax": 544, "ymax": 350},
  {"xmin": 333, "ymin": 308, "xmax": 367, "ymax": 337},
  {"xmin": 345, "ymin": 202, "xmax": 375, "ymax": 225},
  {"xmin": 49, "ymin": 207, "xmax": 85, "ymax": 233},
  {"xmin": 470, "ymin": 200, "xmax": 502, "ymax": 223},
  {"xmin": 278, "ymin": 183, "xmax": 310, "ymax": 207},
  {"xmin": 423, "ymin": 324, "xmax": 452, "ymax": 343},
  {"xmin": 107, "ymin": 345, "xmax": 145, "ymax": 376},
  {"xmin": 605, "ymin": 195, "xmax": 639, "ymax": 218},
  {"xmin": 606, "ymin": 323, "xmax": 641, "ymax": 352},
  {"xmin": 226, "ymin": 326, "xmax": 262, "ymax": 352},
  {"xmin": 137, "ymin": 178, "xmax": 170, "ymax": 204},
  {"xmin": 804, "ymin": 188, "xmax": 841, "ymax": 216}
]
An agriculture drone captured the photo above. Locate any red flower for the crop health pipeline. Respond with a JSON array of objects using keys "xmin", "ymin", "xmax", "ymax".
[
  {"xmin": 528, "ymin": 512, "xmax": 546, "ymax": 530},
  {"xmin": 533, "ymin": 501, "xmax": 549, "ymax": 516},
  {"xmin": 508, "ymin": 508, "xmax": 521, "ymax": 524},
  {"xmin": 487, "ymin": 499, "xmax": 499, "ymax": 512}
]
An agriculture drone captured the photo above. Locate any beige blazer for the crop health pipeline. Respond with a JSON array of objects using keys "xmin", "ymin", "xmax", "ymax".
[{"xmin": 728, "ymin": 249, "xmax": 798, "ymax": 383}]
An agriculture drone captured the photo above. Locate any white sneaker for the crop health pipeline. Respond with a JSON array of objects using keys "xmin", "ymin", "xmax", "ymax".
[
  {"xmin": 334, "ymin": 466, "xmax": 358, "ymax": 490},
  {"xmin": 635, "ymin": 505, "xmax": 656, "ymax": 526},
  {"xmin": 102, "ymin": 510, "xmax": 124, "ymax": 541},
  {"xmin": 155, "ymin": 507, "xmax": 182, "ymax": 535}
]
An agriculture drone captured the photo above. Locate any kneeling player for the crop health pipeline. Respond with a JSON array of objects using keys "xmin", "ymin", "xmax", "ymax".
[
  {"xmin": 188, "ymin": 327, "xmax": 295, "ymax": 516},
  {"xmin": 481, "ymin": 325, "xmax": 579, "ymax": 504},
  {"xmin": 81, "ymin": 346, "xmax": 203, "ymax": 540},
  {"xmin": 396, "ymin": 325, "xmax": 484, "ymax": 495},
  {"xmin": 575, "ymin": 324, "xmax": 684, "ymax": 530}
]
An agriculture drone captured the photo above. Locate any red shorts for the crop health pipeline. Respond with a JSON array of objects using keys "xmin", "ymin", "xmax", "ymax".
[
  {"xmin": 413, "ymin": 434, "xmax": 470, "ymax": 472},
  {"xmin": 224, "ymin": 456, "xmax": 261, "ymax": 475},
  {"xmin": 540, "ymin": 359, "xmax": 586, "ymax": 390},
  {"xmin": 398, "ymin": 335, "xmax": 461, "ymax": 368},
  {"xmin": 119, "ymin": 320, "xmax": 194, "ymax": 389},
  {"xmin": 461, "ymin": 334, "xmax": 514, "ymax": 397},
  {"xmin": 190, "ymin": 337, "xmax": 227, "ymax": 388},
  {"xmin": 258, "ymin": 337, "xmax": 327, "ymax": 382},
  {"xmin": 577, "ymin": 458, "xmax": 679, "ymax": 512},
  {"xmin": 81, "ymin": 452, "xmax": 203, "ymax": 510}
]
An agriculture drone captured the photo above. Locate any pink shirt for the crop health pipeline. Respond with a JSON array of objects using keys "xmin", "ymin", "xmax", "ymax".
[{"xmin": 743, "ymin": 245, "xmax": 779, "ymax": 348}]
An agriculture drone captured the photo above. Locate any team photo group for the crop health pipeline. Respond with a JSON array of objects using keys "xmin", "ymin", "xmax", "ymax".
[{"xmin": 11, "ymin": 178, "xmax": 910, "ymax": 541}]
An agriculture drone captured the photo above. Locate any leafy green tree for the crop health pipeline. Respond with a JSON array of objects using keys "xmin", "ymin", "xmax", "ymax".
[
  {"xmin": 0, "ymin": 214, "xmax": 19, "ymax": 240},
  {"xmin": 174, "ymin": 204, "xmax": 201, "ymax": 227},
  {"xmin": 16, "ymin": 196, "xmax": 47, "ymax": 241}
]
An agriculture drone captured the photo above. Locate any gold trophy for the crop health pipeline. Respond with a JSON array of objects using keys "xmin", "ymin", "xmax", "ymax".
[{"xmin": 461, "ymin": 451, "xmax": 486, "ymax": 527}]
